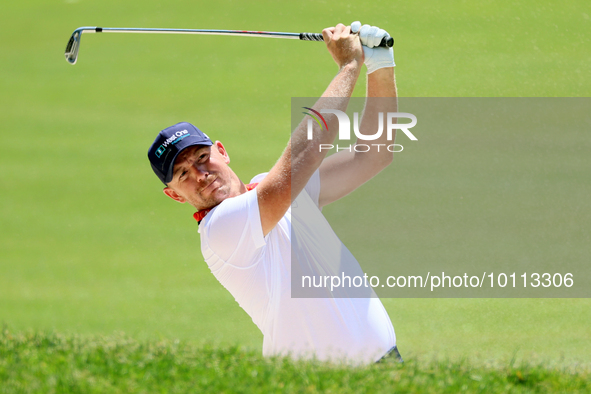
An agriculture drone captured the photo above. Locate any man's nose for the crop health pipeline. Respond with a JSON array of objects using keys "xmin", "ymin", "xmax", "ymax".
[{"xmin": 190, "ymin": 162, "xmax": 209, "ymax": 182}]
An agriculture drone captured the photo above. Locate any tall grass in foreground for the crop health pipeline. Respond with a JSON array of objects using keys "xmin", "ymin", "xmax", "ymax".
[{"xmin": 0, "ymin": 329, "xmax": 589, "ymax": 394}]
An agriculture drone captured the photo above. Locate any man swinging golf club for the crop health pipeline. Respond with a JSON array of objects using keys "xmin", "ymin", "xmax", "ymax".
[{"xmin": 148, "ymin": 21, "xmax": 402, "ymax": 364}]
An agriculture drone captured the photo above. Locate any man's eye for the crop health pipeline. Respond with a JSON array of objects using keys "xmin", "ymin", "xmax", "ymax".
[
  {"xmin": 180, "ymin": 170, "xmax": 188, "ymax": 179},
  {"xmin": 199, "ymin": 154, "xmax": 208, "ymax": 161}
]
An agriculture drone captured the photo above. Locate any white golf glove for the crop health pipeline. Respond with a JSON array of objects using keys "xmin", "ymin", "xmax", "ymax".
[{"xmin": 351, "ymin": 21, "xmax": 395, "ymax": 74}]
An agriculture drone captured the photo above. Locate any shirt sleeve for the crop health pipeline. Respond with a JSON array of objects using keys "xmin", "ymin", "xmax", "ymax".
[
  {"xmin": 199, "ymin": 188, "xmax": 265, "ymax": 267},
  {"xmin": 200, "ymin": 170, "xmax": 321, "ymax": 266}
]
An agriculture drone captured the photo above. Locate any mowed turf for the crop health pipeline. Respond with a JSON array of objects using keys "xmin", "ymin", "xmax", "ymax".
[
  {"xmin": 1, "ymin": 0, "xmax": 590, "ymax": 370},
  {"xmin": 2, "ymin": 329, "xmax": 590, "ymax": 394}
]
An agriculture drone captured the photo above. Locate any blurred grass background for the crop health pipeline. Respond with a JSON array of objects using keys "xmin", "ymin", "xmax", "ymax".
[{"xmin": 1, "ymin": 0, "xmax": 590, "ymax": 365}]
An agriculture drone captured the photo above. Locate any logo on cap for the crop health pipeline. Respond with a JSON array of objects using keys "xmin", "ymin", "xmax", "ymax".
[{"xmin": 154, "ymin": 129, "xmax": 190, "ymax": 158}]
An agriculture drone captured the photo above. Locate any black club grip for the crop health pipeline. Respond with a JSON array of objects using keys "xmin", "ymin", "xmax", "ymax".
[{"xmin": 299, "ymin": 32, "xmax": 394, "ymax": 48}]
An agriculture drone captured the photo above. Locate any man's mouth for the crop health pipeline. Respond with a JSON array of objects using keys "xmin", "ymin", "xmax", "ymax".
[{"xmin": 201, "ymin": 176, "xmax": 218, "ymax": 194}]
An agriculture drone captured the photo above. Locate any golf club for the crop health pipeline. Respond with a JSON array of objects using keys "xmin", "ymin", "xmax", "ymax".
[{"xmin": 64, "ymin": 26, "xmax": 394, "ymax": 65}]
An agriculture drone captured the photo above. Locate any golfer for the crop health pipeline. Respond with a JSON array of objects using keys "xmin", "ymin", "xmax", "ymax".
[{"xmin": 148, "ymin": 22, "xmax": 401, "ymax": 364}]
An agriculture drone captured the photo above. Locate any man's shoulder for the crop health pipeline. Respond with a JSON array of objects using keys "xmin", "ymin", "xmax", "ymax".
[
  {"xmin": 249, "ymin": 172, "xmax": 269, "ymax": 184},
  {"xmin": 199, "ymin": 172, "xmax": 267, "ymax": 258},
  {"xmin": 201, "ymin": 172, "xmax": 266, "ymax": 228},
  {"xmin": 249, "ymin": 170, "xmax": 321, "ymax": 208}
]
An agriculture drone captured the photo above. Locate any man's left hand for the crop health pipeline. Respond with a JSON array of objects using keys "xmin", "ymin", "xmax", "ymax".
[{"xmin": 351, "ymin": 21, "xmax": 395, "ymax": 74}]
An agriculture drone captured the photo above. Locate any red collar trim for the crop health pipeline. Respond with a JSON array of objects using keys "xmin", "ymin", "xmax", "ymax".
[{"xmin": 193, "ymin": 182, "xmax": 259, "ymax": 224}]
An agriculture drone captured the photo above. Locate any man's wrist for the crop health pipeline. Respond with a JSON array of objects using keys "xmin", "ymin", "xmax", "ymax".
[
  {"xmin": 367, "ymin": 66, "xmax": 394, "ymax": 79},
  {"xmin": 339, "ymin": 60, "xmax": 362, "ymax": 74},
  {"xmin": 367, "ymin": 67, "xmax": 396, "ymax": 97}
]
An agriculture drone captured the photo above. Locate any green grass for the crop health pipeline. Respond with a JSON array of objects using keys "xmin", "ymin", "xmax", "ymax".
[{"xmin": 1, "ymin": 329, "xmax": 589, "ymax": 394}]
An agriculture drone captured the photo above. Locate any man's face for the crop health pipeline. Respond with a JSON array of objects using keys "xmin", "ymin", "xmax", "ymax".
[{"xmin": 163, "ymin": 141, "xmax": 242, "ymax": 210}]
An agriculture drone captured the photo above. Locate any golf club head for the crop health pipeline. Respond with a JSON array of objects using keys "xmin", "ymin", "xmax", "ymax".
[{"xmin": 65, "ymin": 29, "xmax": 83, "ymax": 65}]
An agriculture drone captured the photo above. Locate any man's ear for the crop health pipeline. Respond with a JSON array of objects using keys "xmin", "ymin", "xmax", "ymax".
[
  {"xmin": 163, "ymin": 187, "xmax": 186, "ymax": 203},
  {"xmin": 215, "ymin": 141, "xmax": 230, "ymax": 164}
]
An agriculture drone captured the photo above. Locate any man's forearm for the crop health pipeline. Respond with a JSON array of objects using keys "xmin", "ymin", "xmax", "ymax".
[
  {"xmin": 303, "ymin": 62, "xmax": 362, "ymax": 146},
  {"xmin": 356, "ymin": 67, "xmax": 397, "ymax": 164},
  {"xmin": 289, "ymin": 62, "xmax": 361, "ymax": 195},
  {"xmin": 256, "ymin": 23, "xmax": 364, "ymax": 235},
  {"xmin": 314, "ymin": 24, "xmax": 398, "ymax": 207},
  {"xmin": 367, "ymin": 67, "xmax": 397, "ymax": 99},
  {"xmin": 322, "ymin": 62, "xmax": 362, "ymax": 101}
]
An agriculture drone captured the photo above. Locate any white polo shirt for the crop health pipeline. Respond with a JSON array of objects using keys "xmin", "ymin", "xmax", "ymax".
[{"xmin": 198, "ymin": 171, "xmax": 396, "ymax": 364}]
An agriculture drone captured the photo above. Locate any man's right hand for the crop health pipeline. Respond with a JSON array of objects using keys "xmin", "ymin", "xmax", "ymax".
[{"xmin": 322, "ymin": 23, "xmax": 364, "ymax": 69}]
